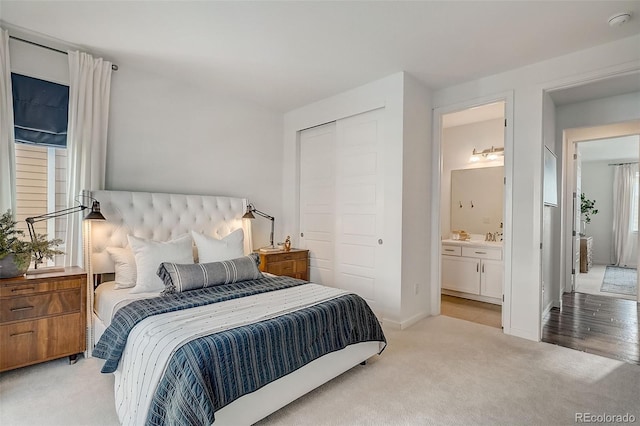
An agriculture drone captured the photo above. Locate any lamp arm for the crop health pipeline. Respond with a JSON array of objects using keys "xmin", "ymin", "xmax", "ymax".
[
  {"xmin": 25, "ymin": 205, "xmax": 88, "ymax": 224},
  {"xmin": 251, "ymin": 208, "xmax": 275, "ymax": 247},
  {"xmin": 251, "ymin": 208, "xmax": 274, "ymax": 221}
]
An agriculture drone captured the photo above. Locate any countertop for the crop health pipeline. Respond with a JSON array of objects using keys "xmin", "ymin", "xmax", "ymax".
[{"xmin": 442, "ymin": 239, "xmax": 503, "ymax": 248}]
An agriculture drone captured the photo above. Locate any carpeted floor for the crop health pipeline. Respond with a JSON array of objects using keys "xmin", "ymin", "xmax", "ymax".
[
  {"xmin": 601, "ymin": 265, "xmax": 638, "ymax": 296},
  {"xmin": 1, "ymin": 315, "xmax": 639, "ymax": 425}
]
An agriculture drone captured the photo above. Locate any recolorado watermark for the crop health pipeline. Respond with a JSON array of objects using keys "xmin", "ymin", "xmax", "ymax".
[{"xmin": 576, "ymin": 413, "xmax": 636, "ymax": 423}]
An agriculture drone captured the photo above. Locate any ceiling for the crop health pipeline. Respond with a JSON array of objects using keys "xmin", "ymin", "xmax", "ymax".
[
  {"xmin": 579, "ymin": 135, "xmax": 639, "ymax": 162},
  {"xmin": 1, "ymin": 1, "xmax": 639, "ymax": 112}
]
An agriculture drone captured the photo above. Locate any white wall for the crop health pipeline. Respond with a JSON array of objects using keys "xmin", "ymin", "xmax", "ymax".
[
  {"xmin": 106, "ymin": 64, "xmax": 283, "ymax": 247},
  {"xmin": 441, "ymin": 118, "xmax": 504, "ymax": 237},
  {"xmin": 6, "ymin": 28, "xmax": 284, "ymax": 249},
  {"xmin": 283, "ymin": 72, "xmax": 432, "ymax": 328},
  {"xmin": 401, "ymin": 74, "xmax": 432, "ymax": 325},
  {"xmin": 433, "ymin": 34, "xmax": 640, "ymax": 341},
  {"xmin": 581, "ymin": 160, "xmax": 614, "ymax": 265},
  {"xmin": 8, "ymin": 34, "xmax": 69, "ymax": 85},
  {"xmin": 556, "ymin": 91, "xmax": 640, "ymax": 133}
]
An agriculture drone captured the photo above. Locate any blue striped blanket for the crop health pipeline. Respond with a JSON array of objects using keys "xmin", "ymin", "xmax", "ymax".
[
  {"xmin": 93, "ymin": 276, "xmax": 386, "ymax": 425},
  {"xmin": 93, "ymin": 275, "xmax": 305, "ymax": 373}
]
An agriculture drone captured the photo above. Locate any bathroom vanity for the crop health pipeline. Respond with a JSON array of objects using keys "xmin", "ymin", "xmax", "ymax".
[{"xmin": 441, "ymin": 239, "xmax": 503, "ymax": 305}]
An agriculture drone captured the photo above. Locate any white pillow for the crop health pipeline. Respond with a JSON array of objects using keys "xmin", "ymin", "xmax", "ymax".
[
  {"xmin": 192, "ymin": 229, "xmax": 244, "ymax": 263},
  {"xmin": 106, "ymin": 247, "xmax": 137, "ymax": 289},
  {"xmin": 127, "ymin": 234, "xmax": 194, "ymax": 294}
]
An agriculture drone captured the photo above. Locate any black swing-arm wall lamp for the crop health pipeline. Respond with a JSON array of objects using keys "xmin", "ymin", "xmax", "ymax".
[
  {"xmin": 25, "ymin": 195, "xmax": 105, "ymax": 268},
  {"xmin": 242, "ymin": 203, "xmax": 275, "ymax": 248}
]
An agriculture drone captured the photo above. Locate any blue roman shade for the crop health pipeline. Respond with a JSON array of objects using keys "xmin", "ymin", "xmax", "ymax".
[{"xmin": 11, "ymin": 73, "xmax": 69, "ymax": 148}]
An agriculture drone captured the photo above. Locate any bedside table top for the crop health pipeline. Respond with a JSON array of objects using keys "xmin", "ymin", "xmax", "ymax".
[{"xmin": 0, "ymin": 266, "xmax": 86, "ymax": 284}]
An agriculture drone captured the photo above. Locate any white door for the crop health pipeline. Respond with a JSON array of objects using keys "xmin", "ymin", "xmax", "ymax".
[
  {"xmin": 299, "ymin": 123, "xmax": 337, "ymax": 286},
  {"xmin": 572, "ymin": 146, "xmax": 582, "ymax": 291},
  {"xmin": 334, "ymin": 109, "xmax": 384, "ymax": 309}
]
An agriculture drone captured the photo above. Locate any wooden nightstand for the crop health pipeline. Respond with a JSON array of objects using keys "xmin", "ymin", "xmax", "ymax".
[
  {"xmin": 258, "ymin": 249, "xmax": 309, "ymax": 281},
  {"xmin": 0, "ymin": 267, "xmax": 86, "ymax": 372}
]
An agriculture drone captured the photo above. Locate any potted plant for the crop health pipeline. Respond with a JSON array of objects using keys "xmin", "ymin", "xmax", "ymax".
[
  {"xmin": 580, "ymin": 193, "xmax": 599, "ymax": 236},
  {"xmin": 0, "ymin": 209, "xmax": 63, "ymax": 278}
]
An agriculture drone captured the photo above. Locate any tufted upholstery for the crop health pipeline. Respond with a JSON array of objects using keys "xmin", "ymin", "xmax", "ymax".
[{"xmin": 88, "ymin": 190, "xmax": 251, "ymax": 274}]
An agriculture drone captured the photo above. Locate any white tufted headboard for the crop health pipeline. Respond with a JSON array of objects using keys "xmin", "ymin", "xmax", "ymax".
[{"xmin": 88, "ymin": 190, "xmax": 252, "ymax": 274}]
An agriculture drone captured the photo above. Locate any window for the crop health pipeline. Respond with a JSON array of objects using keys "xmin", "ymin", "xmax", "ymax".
[
  {"xmin": 11, "ymin": 73, "xmax": 69, "ymax": 266},
  {"xmin": 632, "ymin": 171, "xmax": 639, "ymax": 233}
]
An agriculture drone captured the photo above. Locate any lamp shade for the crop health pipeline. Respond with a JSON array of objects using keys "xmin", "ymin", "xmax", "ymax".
[
  {"xmin": 242, "ymin": 208, "xmax": 255, "ymax": 219},
  {"xmin": 84, "ymin": 200, "xmax": 106, "ymax": 220}
]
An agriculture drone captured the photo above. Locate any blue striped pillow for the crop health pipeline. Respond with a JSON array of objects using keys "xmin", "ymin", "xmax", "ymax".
[{"xmin": 158, "ymin": 253, "xmax": 263, "ymax": 294}]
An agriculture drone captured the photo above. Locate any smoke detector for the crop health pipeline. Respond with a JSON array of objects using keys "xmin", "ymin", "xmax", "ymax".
[{"xmin": 608, "ymin": 12, "xmax": 632, "ymax": 27}]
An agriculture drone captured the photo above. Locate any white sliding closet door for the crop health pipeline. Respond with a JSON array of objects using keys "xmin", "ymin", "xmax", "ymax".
[
  {"xmin": 299, "ymin": 123, "xmax": 336, "ymax": 285},
  {"xmin": 299, "ymin": 109, "xmax": 384, "ymax": 310},
  {"xmin": 335, "ymin": 109, "xmax": 384, "ymax": 310}
]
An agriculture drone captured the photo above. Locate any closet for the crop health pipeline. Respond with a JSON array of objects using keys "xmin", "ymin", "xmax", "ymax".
[{"xmin": 299, "ymin": 108, "xmax": 384, "ymax": 311}]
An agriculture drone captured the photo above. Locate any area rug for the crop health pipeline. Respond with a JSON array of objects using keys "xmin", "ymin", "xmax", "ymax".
[{"xmin": 600, "ymin": 265, "xmax": 638, "ymax": 296}]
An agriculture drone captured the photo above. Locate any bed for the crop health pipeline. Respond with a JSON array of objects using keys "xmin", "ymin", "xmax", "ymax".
[{"xmin": 85, "ymin": 190, "xmax": 386, "ymax": 425}]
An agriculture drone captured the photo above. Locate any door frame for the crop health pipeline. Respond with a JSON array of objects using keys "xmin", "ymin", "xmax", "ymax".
[
  {"xmin": 562, "ymin": 120, "xmax": 640, "ymax": 302},
  {"xmin": 431, "ymin": 91, "xmax": 515, "ymax": 334}
]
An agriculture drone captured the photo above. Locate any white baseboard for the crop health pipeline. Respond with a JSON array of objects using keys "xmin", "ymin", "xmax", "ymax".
[{"xmin": 383, "ymin": 311, "xmax": 430, "ymax": 330}]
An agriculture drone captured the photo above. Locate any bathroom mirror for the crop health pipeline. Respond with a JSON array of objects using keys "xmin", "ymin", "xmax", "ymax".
[{"xmin": 450, "ymin": 166, "xmax": 504, "ymax": 234}]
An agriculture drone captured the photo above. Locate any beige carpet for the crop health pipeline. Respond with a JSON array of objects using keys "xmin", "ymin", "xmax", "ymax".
[{"xmin": 1, "ymin": 315, "xmax": 638, "ymax": 426}]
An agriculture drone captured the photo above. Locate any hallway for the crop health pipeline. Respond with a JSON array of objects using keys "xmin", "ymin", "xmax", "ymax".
[{"xmin": 542, "ymin": 292, "xmax": 639, "ymax": 365}]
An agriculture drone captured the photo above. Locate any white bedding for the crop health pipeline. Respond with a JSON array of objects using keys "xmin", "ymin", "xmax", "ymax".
[
  {"xmin": 94, "ymin": 281, "xmax": 159, "ymax": 327},
  {"xmin": 113, "ymin": 284, "xmax": 352, "ymax": 425}
]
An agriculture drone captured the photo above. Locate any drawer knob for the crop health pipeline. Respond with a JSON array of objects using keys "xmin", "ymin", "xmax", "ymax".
[{"xmin": 378, "ymin": 239, "xmax": 383, "ymax": 245}]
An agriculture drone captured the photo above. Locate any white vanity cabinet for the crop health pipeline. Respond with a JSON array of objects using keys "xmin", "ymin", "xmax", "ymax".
[{"xmin": 441, "ymin": 241, "xmax": 503, "ymax": 304}]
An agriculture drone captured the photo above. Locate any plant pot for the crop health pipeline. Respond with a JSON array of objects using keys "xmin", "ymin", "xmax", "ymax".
[{"xmin": 0, "ymin": 254, "xmax": 29, "ymax": 279}]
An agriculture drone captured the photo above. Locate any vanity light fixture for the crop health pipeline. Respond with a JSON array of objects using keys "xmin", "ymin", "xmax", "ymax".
[{"xmin": 469, "ymin": 146, "xmax": 504, "ymax": 162}]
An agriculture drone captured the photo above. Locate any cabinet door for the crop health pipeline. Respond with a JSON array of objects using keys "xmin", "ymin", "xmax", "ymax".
[
  {"xmin": 480, "ymin": 259, "xmax": 503, "ymax": 299},
  {"xmin": 441, "ymin": 256, "xmax": 480, "ymax": 294}
]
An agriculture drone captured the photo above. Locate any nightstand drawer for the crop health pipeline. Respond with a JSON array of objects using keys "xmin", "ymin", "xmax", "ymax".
[
  {"xmin": 0, "ymin": 312, "xmax": 85, "ymax": 371},
  {"xmin": 0, "ymin": 289, "xmax": 81, "ymax": 323},
  {"xmin": 266, "ymin": 260, "xmax": 307, "ymax": 277},
  {"xmin": 263, "ymin": 251, "xmax": 307, "ymax": 263},
  {"xmin": 0, "ymin": 278, "xmax": 83, "ymax": 298}
]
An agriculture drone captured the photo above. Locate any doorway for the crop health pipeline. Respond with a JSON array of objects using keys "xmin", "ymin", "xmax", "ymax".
[
  {"xmin": 563, "ymin": 121, "xmax": 640, "ymax": 305},
  {"xmin": 573, "ymin": 135, "xmax": 640, "ymax": 301},
  {"xmin": 438, "ymin": 101, "xmax": 506, "ymax": 329}
]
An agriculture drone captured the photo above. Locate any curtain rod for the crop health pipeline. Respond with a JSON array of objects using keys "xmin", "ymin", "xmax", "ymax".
[
  {"xmin": 608, "ymin": 161, "xmax": 639, "ymax": 166},
  {"xmin": 9, "ymin": 35, "xmax": 118, "ymax": 71}
]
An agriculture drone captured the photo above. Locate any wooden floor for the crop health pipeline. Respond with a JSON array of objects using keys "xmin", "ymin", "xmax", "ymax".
[
  {"xmin": 441, "ymin": 294, "xmax": 502, "ymax": 329},
  {"xmin": 542, "ymin": 292, "xmax": 639, "ymax": 365}
]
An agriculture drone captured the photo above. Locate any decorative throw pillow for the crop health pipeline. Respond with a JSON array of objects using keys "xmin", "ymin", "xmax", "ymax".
[
  {"xmin": 106, "ymin": 246, "xmax": 137, "ymax": 289},
  {"xmin": 158, "ymin": 253, "xmax": 262, "ymax": 294},
  {"xmin": 191, "ymin": 228, "xmax": 244, "ymax": 263},
  {"xmin": 128, "ymin": 234, "xmax": 194, "ymax": 294}
]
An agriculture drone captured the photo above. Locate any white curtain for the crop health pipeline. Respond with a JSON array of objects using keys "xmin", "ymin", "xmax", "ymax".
[
  {"xmin": 65, "ymin": 51, "xmax": 112, "ymax": 267},
  {"xmin": 0, "ymin": 28, "xmax": 16, "ymax": 215},
  {"xmin": 612, "ymin": 163, "xmax": 638, "ymax": 268}
]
